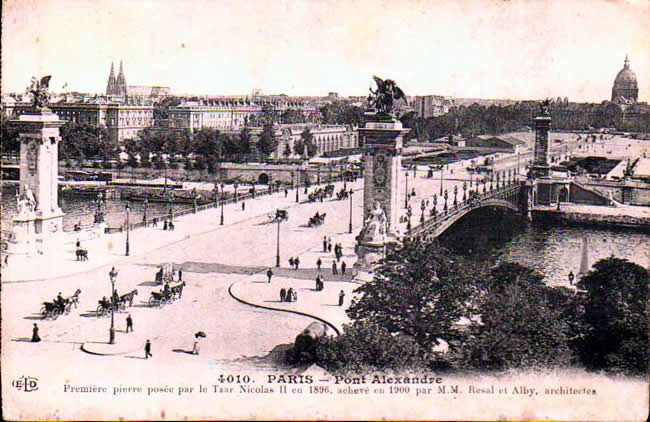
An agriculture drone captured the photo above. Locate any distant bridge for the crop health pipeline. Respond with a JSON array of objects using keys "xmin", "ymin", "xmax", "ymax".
[{"xmin": 407, "ymin": 181, "xmax": 524, "ymax": 242}]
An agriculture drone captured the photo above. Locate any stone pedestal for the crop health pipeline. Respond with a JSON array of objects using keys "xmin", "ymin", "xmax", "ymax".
[
  {"xmin": 355, "ymin": 114, "xmax": 410, "ymax": 270},
  {"xmin": 531, "ymin": 112, "xmax": 552, "ymax": 178},
  {"xmin": 7, "ymin": 214, "xmax": 37, "ymax": 255},
  {"xmin": 9, "ymin": 108, "xmax": 66, "ymax": 255}
]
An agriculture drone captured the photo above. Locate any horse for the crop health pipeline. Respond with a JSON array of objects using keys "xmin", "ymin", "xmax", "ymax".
[
  {"xmin": 171, "ymin": 282, "xmax": 186, "ymax": 300},
  {"xmin": 67, "ymin": 289, "xmax": 82, "ymax": 308},
  {"xmin": 75, "ymin": 248, "xmax": 88, "ymax": 261},
  {"xmin": 119, "ymin": 289, "xmax": 138, "ymax": 308}
]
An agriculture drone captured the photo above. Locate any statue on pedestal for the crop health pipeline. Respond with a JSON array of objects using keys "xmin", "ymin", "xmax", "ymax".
[
  {"xmin": 15, "ymin": 185, "xmax": 37, "ymax": 218},
  {"xmin": 26, "ymin": 75, "xmax": 52, "ymax": 108},
  {"xmin": 368, "ymin": 75, "xmax": 406, "ymax": 116},
  {"xmin": 361, "ymin": 200, "xmax": 387, "ymax": 243}
]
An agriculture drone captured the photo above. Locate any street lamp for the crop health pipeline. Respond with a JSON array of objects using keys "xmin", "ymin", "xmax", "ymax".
[
  {"xmin": 463, "ymin": 181, "xmax": 467, "ymax": 202},
  {"xmin": 420, "ymin": 199, "xmax": 426, "ymax": 223},
  {"xmin": 432, "ymin": 194, "xmax": 438, "ymax": 216},
  {"xmin": 406, "ymin": 205, "xmax": 412, "ymax": 233},
  {"xmin": 348, "ymin": 189, "xmax": 354, "ymax": 234},
  {"xmin": 108, "ymin": 267, "xmax": 118, "ymax": 344},
  {"xmin": 439, "ymin": 165, "xmax": 444, "ymax": 196},
  {"xmin": 273, "ymin": 209, "xmax": 287, "ymax": 267},
  {"xmin": 404, "ymin": 170, "xmax": 409, "ymax": 208},
  {"xmin": 413, "ymin": 165, "xmax": 416, "ymax": 178},
  {"xmin": 233, "ymin": 181, "xmax": 239, "ymax": 203},
  {"xmin": 295, "ymin": 170, "xmax": 300, "ymax": 203},
  {"xmin": 125, "ymin": 202, "xmax": 131, "ymax": 256},
  {"xmin": 142, "ymin": 199, "xmax": 148, "ymax": 226},
  {"xmin": 453, "ymin": 185, "xmax": 458, "ymax": 207},
  {"xmin": 220, "ymin": 183, "xmax": 225, "ymax": 226},
  {"xmin": 168, "ymin": 191, "xmax": 174, "ymax": 221}
]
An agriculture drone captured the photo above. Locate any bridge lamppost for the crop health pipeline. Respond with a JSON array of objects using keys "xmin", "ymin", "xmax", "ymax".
[
  {"xmin": 233, "ymin": 181, "xmax": 239, "ymax": 203},
  {"xmin": 462, "ymin": 181, "xmax": 467, "ymax": 202},
  {"xmin": 125, "ymin": 202, "xmax": 131, "ymax": 256},
  {"xmin": 453, "ymin": 185, "xmax": 458, "ymax": 207},
  {"xmin": 420, "ymin": 199, "xmax": 426, "ymax": 223},
  {"xmin": 432, "ymin": 194, "xmax": 437, "ymax": 217},
  {"xmin": 406, "ymin": 205, "xmax": 412, "ymax": 233},
  {"xmin": 439, "ymin": 165, "xmax": 444, "ymax": 196},
  {"xmin": 108, "ymin": 267, "xmax": 118, "ymax": 344},
  {"xmin": 167, "ymin": 191, "xmax": 174, "ymax": 221},
  {"xmin": 482, "ymin": 177, "xmax": 487, "ymax": 194},
  {"xmin": 295, "ymin": 170, "xmax": 300, "ymax": 203},
  {"xmin": 220, "ymin": 183, "xmax": 225, "ymax": 226},
  {"xmin": 348, "ymin": 189, "xmax": 354, "ymax": 234},
  {"xmin": 404, "ymin": 170, "xmax": 409, "ymax": 208},
  {"xmin": 443, "ymin": 189, "xmax": 448, "ymax": 213},
  {"xmin": 413, "ymin": 165, "xmax": 417, "ymax": 178}
]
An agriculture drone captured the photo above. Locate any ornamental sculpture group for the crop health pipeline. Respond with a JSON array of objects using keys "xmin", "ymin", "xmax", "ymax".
[
  {"xmin": 361, "ymin": 201, "xmax": 387, "ymax": 244},
  {"xmin": 15, "ymin": 185, "xmax": 38, "ymax": 219}
]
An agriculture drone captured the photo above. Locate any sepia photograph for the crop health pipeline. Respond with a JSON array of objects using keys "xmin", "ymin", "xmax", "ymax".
[{"xmin": 1, "ymin": 0, "xmax": 649, "ymax": 420}]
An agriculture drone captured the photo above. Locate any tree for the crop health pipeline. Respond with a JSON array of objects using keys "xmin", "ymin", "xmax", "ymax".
[
  {"xmin": 257, "ymin": 122, "xmax": 277, "ymax": 157},
  {"xmin": 300, "ymin": 128, "xmax": 317, "ymax": 157},
  {"xmin": 153, "ymin": 96, "xmax": 181, "ymax": 126},
  {"xmin": 238, "ymin": 126, "xmax": 252, "ymax": 160},
  {"xmin": 577, "ymin": 257, "xmax": 649, "ymax": 375},
  {"xmin": 318, "ymin": 101, "xmax": 363, "ymax": 126},
  {"xmin": 0, "ymin": 110, "xmax": 20, "ymax": 154},
  {"xmin": 192, "ymin": 128, "xmax": 221, "ymax": 172},
  {"xmin": 463, "ymin": 263, "xmax": 575, "ymax": 370},
  {"xmin": 347, "ymin": 242, "xmax": 480, "ymax": 350},
  {"xmin": 60, "ymin": 123, "xmax": 114, "ymax": 161}
]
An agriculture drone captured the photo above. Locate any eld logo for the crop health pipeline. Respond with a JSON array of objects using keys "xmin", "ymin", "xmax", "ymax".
[{"xmin": 12, "ymin": 376, "xmax": 39, "ymax": 392}]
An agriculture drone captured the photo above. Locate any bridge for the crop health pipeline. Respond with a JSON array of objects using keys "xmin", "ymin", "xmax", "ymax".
[{"xmin": 407, "ymin": 179, "xmax": 523, "ymax": 242}]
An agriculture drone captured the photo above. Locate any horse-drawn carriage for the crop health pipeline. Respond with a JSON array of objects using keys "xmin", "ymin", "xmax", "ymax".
[
  {"xmin": 96, "ymin": 296, "xmax": 125, "ymax": 317},
  {"xmin": 308, "ymin": 212, "xmax": 326, "ymax": 227},
  {"xmin": 119, "ymin": 289, "xmax": 138, "ymax": 308},
  {"xmin": 149, "ymin": 281, "xmax": 185, "ymax": 307},
  {"xmin": 41, "ymin": 289, "xmax": 81, "ymax": 320},
  {"xmin": 267, "ymin": 209, "xmax": 289, "ymax": 223},
  {"xmin": 335, "ymin": 188, "xmax": 349, "ymax": 200},
  {"xmin": 155, "ymin": 263, "xmax": 175, "ymax": 285}
]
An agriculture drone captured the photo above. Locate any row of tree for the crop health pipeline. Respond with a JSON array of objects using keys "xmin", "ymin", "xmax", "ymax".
[
  {"xmin": 400, "ymin": 101, "xmax": 650, "ymax": 142},
  {"xmin": 314, "ymin": 242, "xmax": 648, "ymax": 376}
]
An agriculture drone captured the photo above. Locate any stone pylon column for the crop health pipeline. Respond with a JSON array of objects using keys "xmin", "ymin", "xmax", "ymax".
[
  {"xmin": 355, "ymin": 114, "xmax": 410, "ymax": 270},
  {"xmin": 12, "ymin": 108, "xmax": 66, "ymax": 255},
  {"xmin": 531, "ymin": 107, "xmax": 552, "ymax": 178}
]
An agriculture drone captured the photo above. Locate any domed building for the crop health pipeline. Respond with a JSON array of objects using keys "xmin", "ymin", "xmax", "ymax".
[{"xmin": 611, "ymin": 55, "xmax": 639, "ymax": 104}]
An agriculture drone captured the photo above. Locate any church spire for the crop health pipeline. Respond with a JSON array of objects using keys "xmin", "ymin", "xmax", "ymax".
[
  {"xmin": 116, "ymin": 60, "xmax": 127, "ymax": 96},
  {"xmin": 624, "ymin": 54, "xmax": 630, "ymax": 69},
  {"xmin": 106, "ymin": 62, "xmax": 117, "ymax": 95}
]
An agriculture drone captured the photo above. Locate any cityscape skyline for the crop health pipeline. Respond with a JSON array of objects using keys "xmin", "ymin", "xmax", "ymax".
[{"xmin": 3, "ymin": 0, "xmax": 649, "ymax": 102}]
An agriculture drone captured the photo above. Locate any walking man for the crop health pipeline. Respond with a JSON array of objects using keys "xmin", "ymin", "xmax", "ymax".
[
  {"xmin": 338, "ymin": 290, "xmax": 345, "ymax": 306},
  {"xmin": 126, "ymin": 314, "xmax": 133, "ymax": 333},
  {"xmin": 332, "ymin": 261, "xmax": 338, "ymax": 275},
  {"xmin": 327, "ymin": 238, "xmax": 332, "ymax": 253},
  {"xmin": 316, "ymin": 257, "xmax": 322, "ymax": 271},
  {"xmin": 242, "ymin": 201, "xmax": 246, "ymax": 211},
  {"xmin": 289, "ymin": 257, "xmax": 294, "ymax": 268},
  {"xmin": 145, "ymin": 339, "xmax": 152, "ymax": 359},
  {"xmin": 31, "ymin": 323, "xmax": 41, "ymax": 342},
  {"xmin": 294, "ymin": 257, "xmax": 300, "ymax": 270},
  {"xmin": 323, "ymin": 236, "xmax": 327, "ymax": 252},
  {"xmin": 280, "ymin": 288, "xmax": 286, "ymax": 302},
  {"xmin": 341, "ymin": 260, "xmax": 347, "ymax": 275},
  {"xmin": 178, "ymin": 268, "xmax": 183, "ymax": 282},
  {"xmin": 267, "ymin": 268, "xmax": 273, "ymax": 283}
]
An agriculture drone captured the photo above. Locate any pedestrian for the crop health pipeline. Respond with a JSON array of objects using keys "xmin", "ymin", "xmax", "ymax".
[
  {"xmin": 289, "ymin": 257, "xmax": 294, "ymax": 268},
  {"xmin": 109, "ymin": 266, "xmax": 118, "ymax": 282},
  {"xmin": 316, "ymin": 257, "xmax": 322, "ymax": 271},
  {"xmin": 284, "ymin": 188, "xmax": 288, "ymax": 198},
  {"xmin": 267, "ymin": 267, "xmax": 273, "ymax": 283},
  {"xmin": 341, "ymin": 260, "xmax": 347, "ymax": 275},
  {"xmin": 328, "ymin": 239, "xmax": 332, "ymax": 253},
  {"xmin": 178, "ymin": 268, "xmax": 183, "ymax": 282},
  {"xmin": 338, "ymin": 290, "xmax": 345, "ymax": 306},
  {"xmin": 163, "ymin": 220, "xmax": 168, "ymax": 230},
  {"xmin": 294, "ymin": 256, "xmax": 300, "ymax": 270},
  {"xmin": 286, "ymin": 288, "xmax": 293, "ymax": 303},
  {"xmin": 145, "ymin": 339, "xmax": 152, "ymax": 359},
  {"xmin": 292, "ymin": 289, "xmax": 298, "ymax": 302},
  {"xmin": 31, "ymin": 323, "xmax": 41, "ymax": 342},
  {"xmin": 280, "ymin": 288, "xmax": 286, "ymax": 302},
  {"xmin": 332, "ymin": 261, "xmax": 338, "ymax": 275},
  {"xmin": 169, "ymin": 221, "xmax": 175, "ymax": 231},
  {"xmin": 4, "ymin": 255, "xmax": 7, "ymax": 266},
  {"xmin": 242, "ymin": 201, "xmax": 246, "ymax": 211},
  {"xmin": 76, "ymin": 238, "xmax": 81, "ymax": 248},
  {"xmin": 126, "ymin": 314, "xmax": 133, "ymax": 333},
  {"xmin": 323, "ymin": 236, "xmax": 327, "ymax": 253},
  {"xmin": 153, "ymin": 217, "xmax": 158, "ymax": 227}
]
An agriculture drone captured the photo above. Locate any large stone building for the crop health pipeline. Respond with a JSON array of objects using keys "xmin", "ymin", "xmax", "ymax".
[
  {"xmin": 611, "ymin": 55, "xmax": 639, "ymax": 105},
  {"xmin": 272, "ymin": 123, "xmax": 359, "ymax": 157},
  {"xmin": 413, "ymin": 95, "xmax": 453, "ymax": 118},
  {"xmin": 168, "ymin": 98, "xmax": 317, "ymax": 132},
  {"xmin": 11, "ymin": 99, "xmax": 153, "ymax": 144}
]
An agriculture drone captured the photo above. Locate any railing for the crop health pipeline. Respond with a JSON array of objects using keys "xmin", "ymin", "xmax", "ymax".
[{"xmin": 408, "ymin": 182, "xmax": 522, "ymax": 238}]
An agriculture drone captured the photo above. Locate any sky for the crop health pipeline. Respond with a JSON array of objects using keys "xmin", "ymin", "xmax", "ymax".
[{"xmin": 3, "ymin": 0, "xmax": 649, "ymax": 102}]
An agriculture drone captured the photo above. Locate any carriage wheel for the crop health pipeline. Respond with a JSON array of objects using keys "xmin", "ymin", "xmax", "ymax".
[
  {"xmin": 148, "ymin": 297, "xmax": 157, "ymax": 307},
  {"xmin": 51, "ymin": 308, "xmax": 61, "ymax": 320},
  {"xmin": 96, "ymin": 305, "xmax": 104, "ymax": 317},
  {"xmin": 40, "ymin": 305, "xmax": 48, "ymax": 316}
]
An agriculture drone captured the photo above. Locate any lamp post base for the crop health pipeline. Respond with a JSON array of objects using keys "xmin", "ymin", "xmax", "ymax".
[{"xmin": 109, "ymin": 327, "xmax": 115, "ymax": 344}]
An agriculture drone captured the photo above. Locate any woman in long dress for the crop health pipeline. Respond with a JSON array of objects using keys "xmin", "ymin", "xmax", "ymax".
[{"xmin": 31, "ymin": 323, "xmax": 41, "ymax": 342}]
